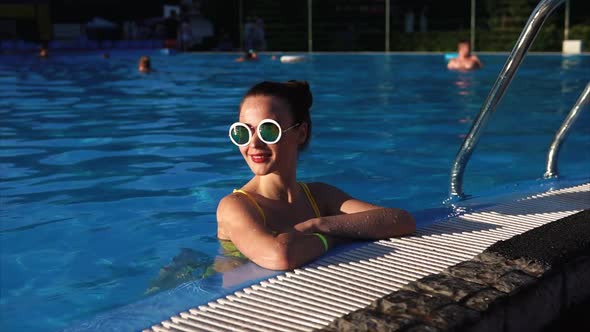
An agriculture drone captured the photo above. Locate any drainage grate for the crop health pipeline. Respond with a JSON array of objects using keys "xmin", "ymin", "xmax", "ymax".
[{"xmin": 145, "ymin": 183, "xmax": 590, "ymax": 332}]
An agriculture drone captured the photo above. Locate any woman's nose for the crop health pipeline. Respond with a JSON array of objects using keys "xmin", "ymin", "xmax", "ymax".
[{"xmin": 249, "ymin": 131, "xmax": 265, "ymax": 148}]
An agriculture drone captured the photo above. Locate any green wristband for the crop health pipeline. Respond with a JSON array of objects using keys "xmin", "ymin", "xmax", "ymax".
[{"xmin": 313, "ymin": 233, "xmax": 329, "ymax": 252}]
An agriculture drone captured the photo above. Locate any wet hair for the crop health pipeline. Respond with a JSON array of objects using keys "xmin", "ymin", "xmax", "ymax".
[{"xmin": 241, "ymin": 80, "xmax": 313, "ymax": 150}]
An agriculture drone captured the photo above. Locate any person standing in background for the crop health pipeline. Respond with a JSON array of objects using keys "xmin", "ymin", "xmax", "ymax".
[
  {"xmin": 404, "ymin": 10, "xmax": 415, "ymax": 33},
  {"xmin": 180, "ymin": 19, "xmax": 194, "ymax": 51},
  {"xmin": 164, "ymin": 10, "xmax": 180, "ymax": 49},
  {"xmin": 243, "ymin": 16, "xmax": 255, "ymax": 51},
  {"xmin": 254, "ymin": 17, "xmax": 267, "ymax": 51},
  {"xmin": 420, "ymin": 6, "xmax": 428, "ymax": 33}
]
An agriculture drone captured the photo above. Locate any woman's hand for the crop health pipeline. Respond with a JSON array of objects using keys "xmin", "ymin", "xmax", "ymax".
[{"xmin": 292, "ymin": 217, "xmax": 319, "ymax": 233}]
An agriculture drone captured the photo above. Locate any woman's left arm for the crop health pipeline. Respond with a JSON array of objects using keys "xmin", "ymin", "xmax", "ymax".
[{"xmin": 294, "ymin": 183, "xmax": 415, "ymax": 239}]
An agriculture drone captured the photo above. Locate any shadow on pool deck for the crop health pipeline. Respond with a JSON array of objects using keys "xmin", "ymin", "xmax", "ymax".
[{"xmin": 491, "ymin": 191, "xmax": 590, "ymax": 216}]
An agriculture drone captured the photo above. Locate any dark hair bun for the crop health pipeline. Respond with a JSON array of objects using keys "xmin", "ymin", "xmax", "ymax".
[{"xmin": 286, "ymin": 80, "xmax": 313, "ymax": 112}]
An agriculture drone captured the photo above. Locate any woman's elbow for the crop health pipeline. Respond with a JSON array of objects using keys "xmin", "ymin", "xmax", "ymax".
[
  {"xmin": 389, "ymin": 208, "xmax": 415, "ymax": 236},
  {"xmin": 399, "ymin": 209, "xmax": 416, "ymax": 234},
  {"xmin": 262, "ymin": 258, "xmax": 296, "ymax": 271},
  {"xmin": 252, "ymin": 237, "xmax": 299, "ymax": 270},
  {"xmin": 256, "ymin": 253, "xmax": 298, "ymax": 271}
]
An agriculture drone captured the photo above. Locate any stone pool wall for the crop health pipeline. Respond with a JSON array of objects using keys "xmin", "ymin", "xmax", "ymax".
[{"xmin": 319, "ymin": 210, "xmax": 590, "ymax": 332}]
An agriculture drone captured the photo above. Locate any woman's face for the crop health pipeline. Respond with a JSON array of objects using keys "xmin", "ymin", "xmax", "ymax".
[{"xmin": 238, "ymin": 95, "xmax": 305, "ymax": 176}]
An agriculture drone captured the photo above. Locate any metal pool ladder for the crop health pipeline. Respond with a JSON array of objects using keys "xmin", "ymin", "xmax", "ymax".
[
  {"xmin": 544, "ymin": 82, "xmax": 590, "ymax": 178},
  {"xmin": 448, "ymin": 0, "xmax": 589, "ymax": 199}
]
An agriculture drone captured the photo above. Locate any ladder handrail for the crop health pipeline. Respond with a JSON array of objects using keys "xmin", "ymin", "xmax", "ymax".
[
  {"xmin": 449, "ymin": 0, "xmax": 565, "ymax": 199},
  {"xmin": 544, "ymin": 82, "xmax": 590, "ymax": 178}
]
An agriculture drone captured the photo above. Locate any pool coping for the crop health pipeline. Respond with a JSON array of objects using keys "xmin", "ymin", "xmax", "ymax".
[{"xmin": 320, "ymin": 210, "xmax": 590, "ymax": 332}]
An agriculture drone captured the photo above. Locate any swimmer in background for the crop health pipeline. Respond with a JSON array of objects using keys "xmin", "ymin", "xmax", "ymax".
[
  {"xmin": 38, "ymin": 40, "xmax": 49, "ymax": 58},
  {"xmin": 447, "ymin": 40, "xmax": 483, "ymax": 71},
  {"xmin": 217, "ymin": 80, "xmax": 416, "ymax": 270},
  {"xmin": 235, "ymin": 49, "xmax": 258, "ymax": 62},
  {"xmin": 138, "ymin": 55, "xmax": 151, "ymax": 73},
  {"xmin": 39, "ymin": 47, "xmax": 48, "ymax": 58}
]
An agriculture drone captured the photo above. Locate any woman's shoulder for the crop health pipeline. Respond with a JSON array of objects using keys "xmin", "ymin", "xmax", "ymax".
[
  {"xmin": 303, "ymin": 182, "xmax": 353, "ymax": 216},
  {"xmin": 217, "ymin": 190, "xmax": 255, "ymax": 218},
  {"xmin": 217, "ymin": 189, "xmax": 266, "ymax": 239},
  {"xmin": 303, "ymin": 182, "xmax": 351, "ymax": 199}
]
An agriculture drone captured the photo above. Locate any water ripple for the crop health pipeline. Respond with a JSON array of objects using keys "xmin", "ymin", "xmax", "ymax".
[{"xmin": 1, "ymin": 53, "xmax": 589, "ymax": 332}]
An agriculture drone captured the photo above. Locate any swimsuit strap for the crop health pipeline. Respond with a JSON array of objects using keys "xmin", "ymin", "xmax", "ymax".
[
  {"xmin": 233, "ymin": 189, "xmax": 267, "ymax": 226},
  {"xmin": 299, "ymin": 182, "xmax": 321, "ymax": 218}
]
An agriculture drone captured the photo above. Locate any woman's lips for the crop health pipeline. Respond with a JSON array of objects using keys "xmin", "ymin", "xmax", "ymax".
[{"xmin": 250, "ymin": 154, "xmax": 270, "ymax": 163}]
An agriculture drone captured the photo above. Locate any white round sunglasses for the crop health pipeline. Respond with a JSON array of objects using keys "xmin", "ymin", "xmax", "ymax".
[{"xmin": 229, "ymin": 119, "xmax": 301, "ymax": 147}]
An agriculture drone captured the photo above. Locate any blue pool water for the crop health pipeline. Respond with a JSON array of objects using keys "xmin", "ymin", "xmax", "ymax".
[{"xmin": 1, "ymin": 52, "xmax": 589, "ymax": 331}]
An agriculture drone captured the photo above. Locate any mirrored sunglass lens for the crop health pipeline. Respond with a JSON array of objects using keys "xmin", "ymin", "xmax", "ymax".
[
  {"xmin": 231, "ymin": 126, "xmax": 250, "ymax": 145},
  {"xmin": 259, "ymin": 122, "xmax": 280, "ymax": 142}
]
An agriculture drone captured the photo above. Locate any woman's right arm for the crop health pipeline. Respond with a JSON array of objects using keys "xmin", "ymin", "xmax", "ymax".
[
  {"xmin": 216, "ymin": 194, "xmax": 332, "ymax": 270},
  {"xmin": 293, "ymin": 183, "xmax": 415, "ymax": 239}
]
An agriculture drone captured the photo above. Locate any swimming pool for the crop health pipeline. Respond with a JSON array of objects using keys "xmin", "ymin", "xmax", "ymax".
[{"xmin": 1, "ymin": 52, "xmax": 589, "ymax": 331}]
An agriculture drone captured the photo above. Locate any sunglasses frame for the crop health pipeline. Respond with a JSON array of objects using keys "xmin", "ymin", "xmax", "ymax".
[{"xmin": 229, "ymin": 119, "xmax": 300, "ymax": 147}]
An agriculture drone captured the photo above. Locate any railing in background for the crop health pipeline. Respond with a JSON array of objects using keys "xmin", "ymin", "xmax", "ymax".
[
  {"xmin": 448, "ymin": 0, "xmax": 566, "ymax": 200},
  {"xmin": 564, "ymin": 0, "xmax": 570, "ymax": 40},
  {"xmin": 308, "ymin": 0, "xmax": 313, "ymax": 53},
  {"xmin": 470, "ymin": 0, "xmax": 476, "ymax": 51},
  {"xmin": 544, "ymin": 82, "xmax": 590, "ymax": 179},
  {"xmin": 2, "ymin": 0, "xmax": 585, "ymax": 53},
  {"xmin": 228, "ymin": 0, "xmax": 585, "ymax": 53},
  {"xmin": 385, "ymin": 0, "xmax": 390, "ymax": 52}
]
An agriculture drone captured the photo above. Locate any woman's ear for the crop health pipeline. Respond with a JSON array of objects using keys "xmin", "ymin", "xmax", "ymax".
[{"xmin": 297, "ymin": 122, "xmax": 308, "ymax": 145}]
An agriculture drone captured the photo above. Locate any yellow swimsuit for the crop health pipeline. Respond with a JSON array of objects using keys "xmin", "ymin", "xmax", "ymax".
[
  {"xmin": 221, "ymin": 182, "xmax": 321, "ymax": 258},
  {"xmin": 232, "ymin": 182, "xmax": 321, "ymax": 223}
]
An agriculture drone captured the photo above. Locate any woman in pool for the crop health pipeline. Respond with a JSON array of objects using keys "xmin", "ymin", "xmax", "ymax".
[{"xmin": 217, "ymin": 80, "xmax": 415, "ymax": 270}]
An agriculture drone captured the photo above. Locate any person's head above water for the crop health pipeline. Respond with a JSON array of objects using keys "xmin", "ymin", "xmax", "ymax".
[
  {"xmin": 457, "ymin": 39, "xmax": 472, "ymax": 57},
  {"xmin": 138, "ymin": 55, "xmax": 151, "ymax": 72},
  {"xmin": 38, "ymin": 41, "xmax": 49, "ymax": 58},
  {"xmin": 233, "ymin": 80, "xmax": 312, "ymax": 152},
  {"xmin": 245, "ymin": 49, "xmax": 258, "ymax": 60},
  {"xmin": 235, "ymin": 49, "xmax": 258, "ymax": 62},
  {"xmin": 39, "ymin": 47, "xmax": 48, "ymax": 58},
  {"xmin": 229, "ymin": 80, "xmax": 313, "ymax": 177}
]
